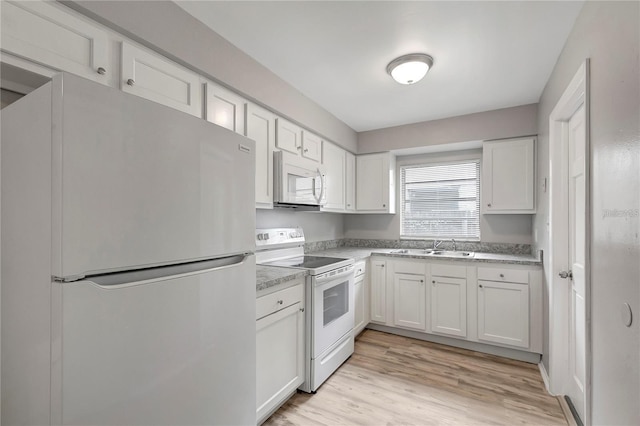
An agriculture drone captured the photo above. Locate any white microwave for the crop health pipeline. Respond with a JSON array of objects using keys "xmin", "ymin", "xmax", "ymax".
[{"xmin": 273, "ymin": 151, "xmax": 326, "ymax": 210}]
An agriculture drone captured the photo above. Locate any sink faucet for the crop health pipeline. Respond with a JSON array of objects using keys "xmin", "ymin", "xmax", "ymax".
[
  {"xmin": 433, "ymin": 240, "xmax": 443, "ymax": 250},
  {"xmin": 451, "ymin": 238, "xmax": 456, "ymax": 251}
]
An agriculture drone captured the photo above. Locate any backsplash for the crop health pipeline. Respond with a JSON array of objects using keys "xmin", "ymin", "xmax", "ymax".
[{"xmin": 305, "ymin": 238, "xmax": 532, "ymax": 255}]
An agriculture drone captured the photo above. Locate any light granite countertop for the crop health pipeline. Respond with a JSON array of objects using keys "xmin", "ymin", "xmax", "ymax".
[
  {"xmin": 256, "ymin": 247, "xmax": 541, "ymax": 296},
  {"xmin": 307, "ymin": 247, "xmax": 542, "ymax": 266},
  {"xmin": 256, "ymin": 265, "xmax": 307, "ymax": 297}
]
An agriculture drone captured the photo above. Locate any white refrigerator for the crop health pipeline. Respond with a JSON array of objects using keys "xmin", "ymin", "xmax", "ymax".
[{"xmin": 1, "ymin": 73, "xmax": 256, "ymax": 425}]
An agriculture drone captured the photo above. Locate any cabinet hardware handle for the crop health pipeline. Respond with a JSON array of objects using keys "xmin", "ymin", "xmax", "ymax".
[
  {"xmin": 97, "ymin": 67, "xmax": 106, "ymax": 75},
  {"xmin": 499, "ymin": 273, "xmax": 504, "ymax": 278},
  {"xmin": 432, "ymin": 280, "xmax": 436, "ymax": 284},
  {"xmin": 296, "ymin": 145, "xmax": 302, "ymax": 150},
  {"xmin": 304, "ymin": 148, "xmax": 309, "ymax": 153},
  {"xmin": 300, "ymin": 307, "xmax": 305, "ymax": 312},
  {"xmin": 277, "ymin": 300, "xmax": 283, "ymax": 305},
  {"xmin": 487, "ymin": 203, "xmax": 492, "ymax": 207},
  {"xmin": 126, "ymin": 78, "xmax": 135, "ymax": 86},
  {"xmin": 479, "ymin": 284, "xmax": 483, "ymax": 288},
  {"xmin": 420, "ymin": 279, "xmax": 424, "ymax": 283},
  {"xmin": 381, "ymin": 265, "xmax": 385, "ymax": 268},
  {"xmin": 383, "ymin": 204, "xmax": 386, "ymax": 208}
]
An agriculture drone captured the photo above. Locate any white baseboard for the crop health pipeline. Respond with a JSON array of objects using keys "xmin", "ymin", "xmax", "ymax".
[{"xmin": 538, "ymin": 361, "xmax": 554, "ymax": 395}]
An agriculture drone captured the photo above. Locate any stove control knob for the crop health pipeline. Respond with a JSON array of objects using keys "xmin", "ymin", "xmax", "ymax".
[
  {"xmin": 263, "ymin": 233, "xmax": 270, "ymax": 240},
  {"xmin": 257, "ymin": 234, "xmax": 263, "ymax": 241}
]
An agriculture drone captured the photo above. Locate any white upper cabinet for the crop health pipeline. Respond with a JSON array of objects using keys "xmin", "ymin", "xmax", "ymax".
[
  {"xmin": 245, "ymin": 103, "xmax": 276, "ymax": 209},
  {"xmin": 482, "ymin": 137, "xmax": 536, "ymax": 214},
  {"xmin": 275, "ymin": 117, "xmax": 302, "ymax": 155},
  {"xmin": 121, "ymin": 42, "xmax": 202, "ymax": 117},
  {"xmin": 300, "ymin": 130, "xmax": 322, "ymax": 162},
  {"xmin": 356, "ymin": 152, "xmax": 396, "ymax": 213},
  {"xmin": 321, "ymin": 142, "xmax": 346, "ymax": 212},
  {"xmin": 204, "ymin": 80, "xmax": 245, "ymax": 133},
  {"xmin": 275, "ymin": 118, "xmax": 322, "ymax": 162},
  {"xmin": 1, "ymin": 1, "xmax": 110, "ymax": 84},
  {"xmin": 345, "ymin": 152, "xmax": 356, "ymax": 212}
]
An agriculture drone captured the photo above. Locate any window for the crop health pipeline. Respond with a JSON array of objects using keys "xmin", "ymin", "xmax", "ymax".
[{"xmin": 400, "ymin": 160, "xmax": 480, "ymax": 240}]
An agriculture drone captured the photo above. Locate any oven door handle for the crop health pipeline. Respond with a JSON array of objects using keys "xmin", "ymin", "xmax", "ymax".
[{"xmin": 315, "ymin": 265, "xmax": 354, "ymax": 285}]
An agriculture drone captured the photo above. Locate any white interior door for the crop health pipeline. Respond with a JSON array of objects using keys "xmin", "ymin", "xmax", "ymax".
[{"xmin": 567, "ymin": 104, "xmax": 587, "ymax": 421}]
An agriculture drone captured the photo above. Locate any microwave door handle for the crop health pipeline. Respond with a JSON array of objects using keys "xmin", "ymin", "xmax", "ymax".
[{"xmin": 315, "ymin": 168, "xmax": 325, "ymax": 204}]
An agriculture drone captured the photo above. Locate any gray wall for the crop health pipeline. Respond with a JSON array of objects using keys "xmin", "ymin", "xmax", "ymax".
[
  {"xmin": 256, "ymin": 210, "xmax": 344, "ymax": 243},
  {"xmin": 64, "ymin": 1, "xmax": 358, "ymax": 153},
  {"xmin": 358, "ymin": 103, "xmax": 537, "ymax": 153},
  {"xmin": 533, "ymin": 1, "xmax": 639, "ymax": 423}
]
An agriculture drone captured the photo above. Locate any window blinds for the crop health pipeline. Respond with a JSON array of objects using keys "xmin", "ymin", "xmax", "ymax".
[{"xmin": 400, "ymin": 161, "xmax": 480, "ymax": 240}]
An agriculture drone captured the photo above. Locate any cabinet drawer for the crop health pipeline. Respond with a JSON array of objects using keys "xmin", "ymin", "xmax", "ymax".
[
  {"xmin": 393, "ymin": 260, "xmax": 426, "ymax": 275},
  {"xmin": 354, "ymin": 261, "xmax": 366, "ymax": 278},
  {"xmin": 431, "ymin": 264, "xmax": 466, "ymax": 279},
  {"xmin": 477, "ymin": 267, "xmax": 529, "ymax": 284},
  {"xmin": 256, "ymin": 283, "xmax": 304, "ymax": 320}
]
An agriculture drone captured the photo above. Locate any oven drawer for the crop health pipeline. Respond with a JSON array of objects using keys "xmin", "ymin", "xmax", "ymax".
[{"xmin": 257, "ymin": 283, "xmax": 304, "ymax": 320}]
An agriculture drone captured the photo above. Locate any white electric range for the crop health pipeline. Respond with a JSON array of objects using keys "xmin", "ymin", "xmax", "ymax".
[{"xmin": 256, "ymin": 228, "xmax": 355, "ymax": 393}]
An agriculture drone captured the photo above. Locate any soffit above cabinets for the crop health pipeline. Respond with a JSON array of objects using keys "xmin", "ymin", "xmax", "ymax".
[{"xmin": 174, "ymin": 1, "xmax": 584, "ymax": 132}]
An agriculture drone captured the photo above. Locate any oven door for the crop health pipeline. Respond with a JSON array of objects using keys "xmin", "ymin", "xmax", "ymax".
[{"xmin": 312, "ymin": 267, "xmax": 355, "ymax": 358}]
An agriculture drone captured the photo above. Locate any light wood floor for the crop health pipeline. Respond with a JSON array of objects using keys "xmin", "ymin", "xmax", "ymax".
[{"xmin": 264, "ymin": 329, "xmax": 568, "ymax": 426}]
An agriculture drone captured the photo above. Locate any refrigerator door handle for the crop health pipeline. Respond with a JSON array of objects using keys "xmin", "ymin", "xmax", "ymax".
[{"xmin": 81, "ymin": 254, "xmax": 252, "ymax": 289}]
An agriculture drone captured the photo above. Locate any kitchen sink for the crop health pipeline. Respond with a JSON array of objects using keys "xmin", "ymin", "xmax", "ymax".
[
  {"xmin": 388, "ymin": 249, "xmax": 475, "ymax": 258},
  {"xmin": 428, "ymin": 250, "xmax": 475, "ymax": 258}
]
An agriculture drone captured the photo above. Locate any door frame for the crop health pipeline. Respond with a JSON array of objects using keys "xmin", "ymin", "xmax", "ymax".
[{"xmin": 547, "ymin": 60, "xmax": 591, "ymax": 424}]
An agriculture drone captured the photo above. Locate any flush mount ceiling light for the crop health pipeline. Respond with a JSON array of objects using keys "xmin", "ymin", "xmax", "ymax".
[{"xmin": 386, "ymin": 53, "xmax": 434, "ymax": 85}]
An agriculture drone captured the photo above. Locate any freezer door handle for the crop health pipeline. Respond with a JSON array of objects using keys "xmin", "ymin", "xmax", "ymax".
[{"xmin": 79, "ymin": 254, "xmax": 252, "ymax": 289}]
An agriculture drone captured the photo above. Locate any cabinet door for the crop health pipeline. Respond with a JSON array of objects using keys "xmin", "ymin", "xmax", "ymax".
[
  {"xmin": 393, "ymin": 273, "xmax": 426, "ymax": 331},
  {"xmin": 204, "ymin": 80, "xmax": 245, "ymax": 133},
  {"xmin": 356, "ymin": 153, "xmax": 395, "ymax": 213},
  {"xmin": 1, "ymin": 1, "xmax": 109, "ymax": 84},
  {"xmin": 345, "ymin": 152, "xmax": 356, "ymax": 212},
  {"xmin": 246, "ymin": 103, "xmax": 276, "ymax": 209},
  {"xmin": 321, "ymin": 142, "xmax": 346, "ymax": 211},
  {"xmin": 353, "ymin": 275, "xmax": 365, "ymax": 335},
  {"xmin": 121, "ymin": 42, "xmax": 202, "ymax": 117},
  {"xmin": 256, "ymin": 302, "xmax": 304, "ymax": 424},
  {"xmin": 482, "ymin": 138, "xmax": 535, "ymax": 213},
  {"xmin": 430, "ymin": 276, "xmax": 467, "ymax": 337},
  {"xmin": 477, "ymin": 280, "xmax": 529, "ymax": 348},
  {"xmin": 370, "ymin": 260, "xmax": 387, "ymax": 324},
  {"xmin": 301, "ymin": 130, "xmax": 322, "ymax": 162},
  {"xmin": 275, "ymin": 118, "xmax": 302, "ymax": 155}
]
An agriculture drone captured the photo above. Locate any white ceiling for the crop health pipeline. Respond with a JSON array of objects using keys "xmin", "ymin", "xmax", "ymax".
[{"xmin": 175, "ymin": 1, "xmax": 583, "ymax": 132}]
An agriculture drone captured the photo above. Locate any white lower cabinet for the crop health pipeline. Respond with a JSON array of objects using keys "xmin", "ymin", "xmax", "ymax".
[
  {"xmin": 369, "ymin": 258, "xmax": 541, "ymax": 355},
  {"xmin": 429, "ymin": 263, "xmax": 468, "ymax": 338},
  {"xmin": 477, "ymin": 279, "xmax": 530, "ymax": 349},
  {"xmin": 353, "ymin": 261, "xmax": 369, "ymax": 335},
  {"xmin": 369, "ymin": 259, "xmax": 387, "ymax": 324},
  {"xmin": 256, "ymin": 282, "xmax": 305, "ymax": 425},
  {"xmin": 430, "ymin": 276, "xmax": 467, "ymax": 338},
  {"xmin": 393, "ymin": 273, "xmax": 426, "ymax": 331}
]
